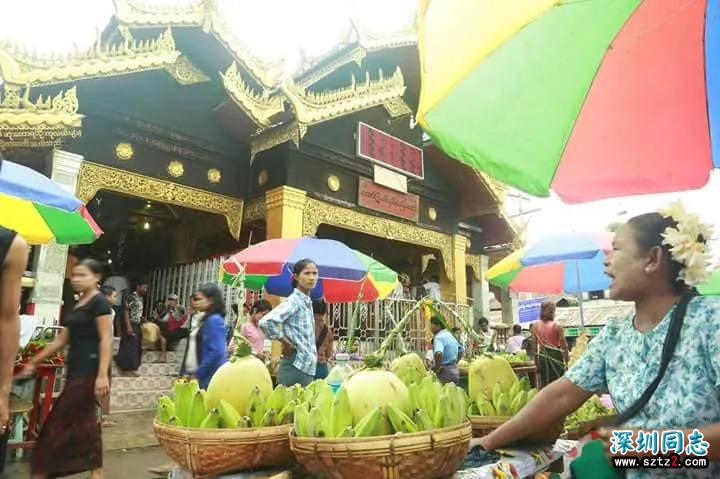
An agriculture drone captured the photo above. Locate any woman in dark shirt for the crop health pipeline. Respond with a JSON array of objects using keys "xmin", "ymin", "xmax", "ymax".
[{"xmin": 22, "ymin": 259, "xmax": 113, "ymax": 479}]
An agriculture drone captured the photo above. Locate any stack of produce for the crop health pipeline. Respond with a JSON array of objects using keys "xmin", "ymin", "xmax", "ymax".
[
  {"xmin": 294, "ymin": 374, "xmax": 467, "ymax": 438},
  {"xmin": 496, "ymin": 351, "xmax": 532, "ymax": 364},
  {"xmin": 564, "ymin": 396, "xmax": 615, "ymax": 431},
  {"xmin": 390, "ymin": 352, "xmax": 427, "ymax": 387},
  {"xmin": 156, "ymin": 379, "xmax": 304, "ymax": 429},
  {"xmin": 14, "ymin": 339, "xmax": 64, "ymax": 374},
  {"xmin": 468, "ymin": 354, "xmax": 538, "ymax": 417},
  {"xmin": 156, "ymin": 335, "xmax": 296, "ymax": 429}
]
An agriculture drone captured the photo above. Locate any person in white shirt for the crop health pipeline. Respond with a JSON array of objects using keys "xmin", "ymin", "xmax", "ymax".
[
  {"xmin": 506, "ymin": 324, "xmax": 525, "ymax": 354},
  {"xmin": 423, "ymin": 274, "xmax": 442, "ymax": 301}
]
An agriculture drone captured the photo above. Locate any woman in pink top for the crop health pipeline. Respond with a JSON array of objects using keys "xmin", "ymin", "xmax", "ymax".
[
  {"xmin": 532, "ymin": 301, "xmax": 569, "ymax": 388},
  {"xmin": 237, "ymin": 300, "xmax": 272, "ymax": 359}
]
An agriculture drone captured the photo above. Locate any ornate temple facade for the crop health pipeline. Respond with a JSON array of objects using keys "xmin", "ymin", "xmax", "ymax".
[{"xmin": 0, "ymin": 1, "xmax": 518, "ymax": 325}]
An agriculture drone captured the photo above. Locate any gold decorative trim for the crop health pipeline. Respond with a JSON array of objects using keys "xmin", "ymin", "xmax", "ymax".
[
  {"xmin": 466, "ymin": 254, "xmax": 483, "ymax": 282},
  {"xmin": 242, "ymin": 197, "xmax": 266, "ymax": 223},
  {"xmin": 303, "ymin": 197, "xmax": 455, "ymax": 281},
  {"xmin": 114, "ymin": 142, "xmax": 134, "ymax": 161},
  {"xmin": 0, "ymin": 85, "xmax": 82, "ymax": 147},
  {"xmin": 249, "ymin": 121, "xmax": 307, "ymax": 162},
  {"xmin": 207, "ymin": 168, "xmax": 222, "ymax": 184},
  {"xmin": 113, "ymin": 0, "xmax": 417, "ymax": 90},
  {"xmin": 257, "ymin": 170, "xmax": 269, "ymax": 186},
  {"xmin": 383, "ymin": 97, "xmax": 413, "ymax": 118},
  {"xmin": 0, "ymin": 28, "xmax": 179, "ymax": 87},
  {"xmin": 326, "ymin": 175, "xmax": 340, "ymax": 192},
  {"xmin": 295, "ymin": 47, "xmax": 367, "ymax": 90},
  {"xmin": 282, "ymin": 68, "xmax": 406, "ymax": 126},
  {"xmin": 165, "ymin": 55, "xmax": 211, "ymax": 85},
  {"xmin": 220, "ymin": 62, "xmax": 285, "ymax": 127},
  {"xmin": 167, "ymin": 160, "xmax": 184, "ymax": 177},
  {"xmin": 77, "ymin": 162, "xmax": 243, "ymax": 240}
]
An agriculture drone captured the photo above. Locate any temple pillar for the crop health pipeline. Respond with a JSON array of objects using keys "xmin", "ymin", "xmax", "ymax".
[
  {"xmin": 264, "ymin": 186, "xmax": 308, "ymax": 359},
  {"xmin": 471, "ymin": 254, "xmax": 491, "ymax": 322},
  {"xmin": 31, "ymin": 150, "xmax": 84, "ymax": 325},
  {"xmin": 265, "ymin": 186, "xmax": 306, "ymax": 239},
  {"xmin": 501, "ymin": 288, "xmax": 519, "ymax": 326},
  {"xmin": 439, "ymin": 234, "xmax": 467, "ymax": 305}
]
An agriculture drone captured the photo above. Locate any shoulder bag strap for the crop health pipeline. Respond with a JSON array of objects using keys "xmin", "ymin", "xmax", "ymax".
[
  {"xmin": 613, "ymin": 292, "xmax": 696, "ymax": 425},
  {"xmin": 316, "ymin": 324, "xmax": 328, "ymax": 349}
]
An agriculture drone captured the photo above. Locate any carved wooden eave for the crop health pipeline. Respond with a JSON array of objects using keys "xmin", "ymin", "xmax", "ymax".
[
  {"xmin": 249, "ymin": 121, "xmax": 307, "ymax": 162},
  {"xmin": 220, "ymin": 62, "xmax": 285, "ymax": 128},
  {"xmin": 0, "ymin": 86, "xmax": 83, "ymax": 147},
  {"xmin": 0, "ymin": 28, "xmax": 180, "ymax": 87},
  {"xmin": 113, "ymin": 0, "xmax": 417, "ymax": 90},
  {"xmin": 475, "ymin": 171, "xmax": 521, "ymax": 246},
  {"xmin": 282, "ymin": 67, "xmax": 407, "ymax": 126}
]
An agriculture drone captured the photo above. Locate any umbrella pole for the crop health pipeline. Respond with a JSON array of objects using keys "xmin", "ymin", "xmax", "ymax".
[{"xmin": 574, "ymin": 260, "xmax": 585, "ymax": 329}]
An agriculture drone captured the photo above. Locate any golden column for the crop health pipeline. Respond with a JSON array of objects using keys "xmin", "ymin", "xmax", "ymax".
[
  {"xmin": 264, "ymin": 186, "xmax": 308, "ymax": 359},
  {"xmin": 265, "ymin": 186, "xmax": 307, "ymax": 239},
  {"xmin": 440, "ymin": 234, "xmax": 468, "ymax": 305}
]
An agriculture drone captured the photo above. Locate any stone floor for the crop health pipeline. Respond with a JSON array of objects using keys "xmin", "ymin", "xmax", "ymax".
[{"xmin": 4, "ymin": 410, "xmax": 171, "ymax": 478}]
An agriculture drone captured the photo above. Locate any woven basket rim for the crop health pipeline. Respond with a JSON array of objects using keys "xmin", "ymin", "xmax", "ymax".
[
  {"xmin": 468, "ymin": 415, "xmax": 510, "ymax": 423},
  {"xmin": 290, "ymin": 421, "xmax": 471, "ymax": 445},
  {"xmin": 153, "ymin": 419, "xmax": 291, "ymax": 440}
]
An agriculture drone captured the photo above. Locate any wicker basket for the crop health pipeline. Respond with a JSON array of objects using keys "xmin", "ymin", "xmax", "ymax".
[
  {"xmin": 153, "ymin": 420, "xmax": 294, "ymax": 477},
  {"xmin": 469, "ymin": 415, "xmax": 509, "ymax": 437},
  {"xmin": 290, "ymin": 421, "xmax": 472, "ymax": 479}
]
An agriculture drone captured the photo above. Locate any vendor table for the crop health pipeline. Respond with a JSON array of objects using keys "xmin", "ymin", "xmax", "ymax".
[{"xmin": 7, "ymin": 364, "xmax": 63, "ymax": 452}]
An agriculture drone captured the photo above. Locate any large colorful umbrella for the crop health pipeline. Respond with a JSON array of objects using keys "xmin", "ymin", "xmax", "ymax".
[
  {"xmin": 418, "ymin": 0, "xmax": 719, "ymax": 203},
  {"xmin": 486, "ymin": 232, "xmax": 613, "ymax": 295},
  {"xmin": 0, "ymin": 159, "xmax": 102, "ymax": 244},
  {"xmin": 220, "ymin": 237, "xmax": 398, "ymax": 302}
]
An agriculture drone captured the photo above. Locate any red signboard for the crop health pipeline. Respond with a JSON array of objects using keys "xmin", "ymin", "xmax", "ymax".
[
  {"xmin": 356, "ymin": 122, "xmax": 424, "ymax": 179},
  {"xmin": 358, "ymin": 178, "xmax": 419, "ymax": 222}
]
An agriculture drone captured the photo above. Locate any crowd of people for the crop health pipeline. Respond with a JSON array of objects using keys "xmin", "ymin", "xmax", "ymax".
[{"xmin": 1, "ymin": 201, "xmax": 720, "ymax": 476}]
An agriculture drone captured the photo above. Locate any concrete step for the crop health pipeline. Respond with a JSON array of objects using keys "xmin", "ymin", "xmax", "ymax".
[
  {"xmin": 112, "ymin": 375, "xmax": 176, "ymax": 392},
  {"xmin": 112, "ymin": 360, "xmax": 178, "ymax": 377},
  {"xmin": 141, "ymin": 350, "xmax": 183, "ymax": 364},
  {"xmin": 110, "ymin": 388, "xmax": 172, "ymax": 412}
]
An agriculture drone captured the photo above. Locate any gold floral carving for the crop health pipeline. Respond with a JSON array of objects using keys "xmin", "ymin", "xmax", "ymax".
[
  {"xmin": 0, "ymin": 85, "xmax": 82, "ymax": 147},
  {"xmin": 114, "ymin": 0, "xmax": 207, "ymax": 26},
  {"xmin": 249, "ymin": 121, "xmax": 307, "ymax": 162},
  {"xmin": 295, "ymin": 47, "xmax": 367, "ymax": 90},
  {"xmin": 0, "ymin": 28, "xmax": 179, "ymax": 87},
  {"xmin": 303, "ymin": 197, "xmax": 455, "ymax": 281},
  {"xmin": 165, "ymin": 55, "xmax": 211, "ymax": 85},
  {"xmin": 282, "ymin": 68, "xmax": 406, "ymax": 126},
  {"xmin": 167, "ymin": 160, "xmax": 184, "ymax": 177},
  {"xmin": 220, "ymin": 62, "xmax": 284, "ymax": 127},
  {"xmin": 242, "ymin": 197, "xmax": 266, "ymax": 223},
  {"xmin": 76, "ymin": 162, "xmax": 243, "ymax": 240},
  {"xmin": 207, "ymin": 168, "xmax": 222, "ymax": 184},
  {"xmin": 383, "ymin": 97, "xmax": 413, "ymax": 118},
  {"xmin": 466, "ymin": 254, "xmax": 483, "ymax": 282},
  {"xmin": 114, "ymin": 142, "xmax": 134, "ymax": 161}
]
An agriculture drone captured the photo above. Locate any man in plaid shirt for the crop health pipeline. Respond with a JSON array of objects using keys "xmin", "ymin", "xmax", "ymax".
[{"xmin": 260, "ymin": 259, "xmax": 319, "ymax": 387}]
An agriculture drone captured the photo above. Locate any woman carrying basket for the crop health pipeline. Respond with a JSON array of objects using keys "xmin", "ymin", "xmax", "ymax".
[{"xmin": 472, "ymin": 203, "xmax": 720, "ymax": 477}]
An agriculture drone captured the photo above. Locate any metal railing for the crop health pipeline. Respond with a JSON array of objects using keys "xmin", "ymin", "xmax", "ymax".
[{"xmin": 147, "ymin": 260, "xmax": 473, "ymax": 358}]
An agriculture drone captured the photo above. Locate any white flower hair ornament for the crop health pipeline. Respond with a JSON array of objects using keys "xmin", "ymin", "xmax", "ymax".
[{"xmin": 658, "ymin": 200, "xmax": 714, "ymax": 287}]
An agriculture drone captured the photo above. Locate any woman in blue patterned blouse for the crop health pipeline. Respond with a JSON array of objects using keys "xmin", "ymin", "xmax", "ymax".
[{"xmin": 472, "ymin": 204, "xmax": 720, "ymax": 478}]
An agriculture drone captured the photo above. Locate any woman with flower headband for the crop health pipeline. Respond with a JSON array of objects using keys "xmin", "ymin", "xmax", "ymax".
[{"xmin": 471, "ymin": 202, "xmax": 720, "ymax": 477}]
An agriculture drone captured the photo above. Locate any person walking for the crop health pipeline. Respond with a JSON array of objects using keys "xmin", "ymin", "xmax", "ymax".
[
  {"xmin": 259, "ymin": 259, "xmax": 318, "ymax": 387},
  {"xmin": 180, "ymin": 283, "xmax": 227, "ymax": 389},
  {"xmin": 24, "ymin": 259, "xmax": 113, "ymax": 479}
]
